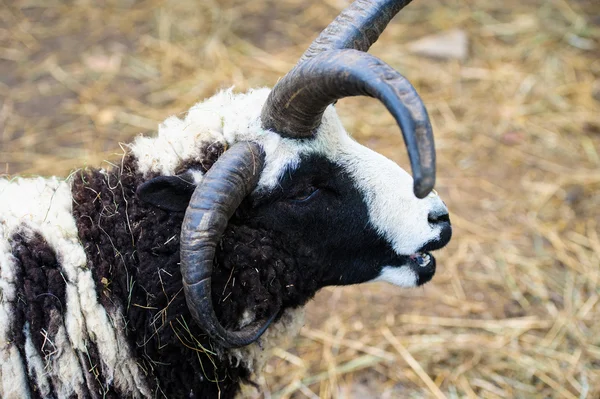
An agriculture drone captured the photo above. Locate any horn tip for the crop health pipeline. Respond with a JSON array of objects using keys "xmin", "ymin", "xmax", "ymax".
[{"xmin": 414, "ymin": 176, "xmax": 435, "ymax": 199}]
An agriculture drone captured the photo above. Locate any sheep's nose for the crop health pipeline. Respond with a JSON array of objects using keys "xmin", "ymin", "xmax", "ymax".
[
  {"xmin": 425, "ymin": 191, "xmax": 449, "ymax": 224},
  {"xmin": 428, "ymin": 210, "xmax": 450, "ymax": 225}
]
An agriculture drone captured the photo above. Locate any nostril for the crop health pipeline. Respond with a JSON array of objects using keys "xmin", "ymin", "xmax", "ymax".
[{"xmin": 428, "ymin": 212, "xmax": 450, "ymax": 224}]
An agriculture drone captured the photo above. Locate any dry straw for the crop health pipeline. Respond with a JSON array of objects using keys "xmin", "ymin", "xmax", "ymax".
[{"xmin": 1, "ymin": 0, "xmax": 599, "ymax": 397}]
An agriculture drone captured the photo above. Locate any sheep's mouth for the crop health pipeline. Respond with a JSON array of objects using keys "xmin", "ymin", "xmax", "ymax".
[
  {"xmin": 389, "ymin": 226, "xmax": 451, "ymax": 286},
  {"xmin": 410, "ymin": 252, "xmax": 432, "ymax": 266},
  {"xmin": 407, "ymin": 223, "xmax": 452, "ymax": 285},
  {"xmin": 375, "ymin": 224, "xmax": 451, "ymax": 287},
  {"xmin": 406, "ymin": 251, "xmax": 436, "ymax": 286}
]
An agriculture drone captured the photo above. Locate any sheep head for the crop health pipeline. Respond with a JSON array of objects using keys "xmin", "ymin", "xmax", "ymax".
[{"xmin": 137, "ymin": 0, "xmax": 451, "ymax": 349}]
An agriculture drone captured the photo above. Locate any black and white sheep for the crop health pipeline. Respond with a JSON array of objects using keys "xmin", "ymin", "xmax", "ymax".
[{"xmin": 0, "ymin": 0, "xmax": 452, "ymax": 398}]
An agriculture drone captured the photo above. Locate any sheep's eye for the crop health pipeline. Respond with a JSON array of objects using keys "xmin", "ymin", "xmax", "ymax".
[{"xmin": 289, "ymin": 187, "xmax": 320, "ymax": 202}]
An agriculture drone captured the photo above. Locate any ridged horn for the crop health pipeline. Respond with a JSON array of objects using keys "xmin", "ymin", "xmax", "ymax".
[
  {"xmin": 261, "ymin": 49, "xmax": 435, "ymax": 198},
  {"xmin": 180, "ymin": 141, "xmax": 278, "ymax": 348},
  {"xmin": 299, "ymin": 0, "xmax": 413, "ymax": 64}
]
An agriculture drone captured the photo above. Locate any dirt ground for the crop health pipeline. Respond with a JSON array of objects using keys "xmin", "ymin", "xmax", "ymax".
[{"xmin": 1, "ymin": 0, "xmax": 599, "ymax": 398}]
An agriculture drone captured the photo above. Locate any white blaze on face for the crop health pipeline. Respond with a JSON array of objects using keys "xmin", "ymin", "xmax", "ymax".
[{"xmin": 256, "ymin": 105, "xmax": 448, "ymax": 255}]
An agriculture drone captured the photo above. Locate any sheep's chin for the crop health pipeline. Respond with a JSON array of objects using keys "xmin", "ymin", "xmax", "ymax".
[{"xmin": 374, "ymin": 251, "xmax": 437, "ymax": 288}]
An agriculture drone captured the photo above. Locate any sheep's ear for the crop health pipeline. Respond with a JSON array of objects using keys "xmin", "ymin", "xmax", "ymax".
[{"xmin": 136, "ymin": 172, "xmax": 197, "ymax": 212}]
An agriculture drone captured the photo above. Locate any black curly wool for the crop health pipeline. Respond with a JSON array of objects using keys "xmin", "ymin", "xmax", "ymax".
[
  {"xmin": 72, "ymin": 156, "xmax": 233, "ymax": 399},
  {"xmin": 212, "ymin": 224, "xmax": 321, "ymax": 330},
  {"xmin": 70, "ymin": 154, "xmax": 323, "ymax": 398}
]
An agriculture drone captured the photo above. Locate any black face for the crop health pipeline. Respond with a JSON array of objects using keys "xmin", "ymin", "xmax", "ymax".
[{"xmin": 234, "ymin": 153, "xmax": 448, "ymax": 288}]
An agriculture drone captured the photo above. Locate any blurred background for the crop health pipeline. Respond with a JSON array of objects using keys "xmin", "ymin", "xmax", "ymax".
[{"xmin": 1, "ymin": 0, "xmax": 599, "ymax": 397}]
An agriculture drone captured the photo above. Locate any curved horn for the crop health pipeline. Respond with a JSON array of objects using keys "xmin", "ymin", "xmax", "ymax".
[
  {"xmin": 299, "ymin": 0, "xmax": 413, "ymax": 64},
  {"xmin": 180, "ymin": 141, "xmax": 278, "ymax": 348},
  {"xmin": 261, "ymin": 49, "xmax": 435, "ymax": 198}
]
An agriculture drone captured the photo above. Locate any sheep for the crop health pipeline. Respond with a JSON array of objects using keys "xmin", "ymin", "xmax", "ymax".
[{"xmin": 0, "ymin": 0, "xmax": 452, "ymax": 398}]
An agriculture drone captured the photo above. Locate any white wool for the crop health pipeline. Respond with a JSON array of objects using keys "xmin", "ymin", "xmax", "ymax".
[
  {"xmin": 64, "ymin": 284, "xmax": 86, "ymax": 352},
  {"xmin": 0, "ymin": 177, "xmax": 75, "ymax": 244},
  {"xmin": 0, "ymin": 346, "xmax": 30, "ymax": 399},
  {"xmin": 23, "ymin": 323, "xmax": 53, "ymax": 398},
  {"xmin": 131, "ymin": 90, "xmax": 231, "ymax": 178},
  {"xmin": 0, "ymin": 227, "xmax": 17, "ymax": 346},
  {"xmin": 49, "ymin": 322, "xmax": 86, "ymax": 397}
]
